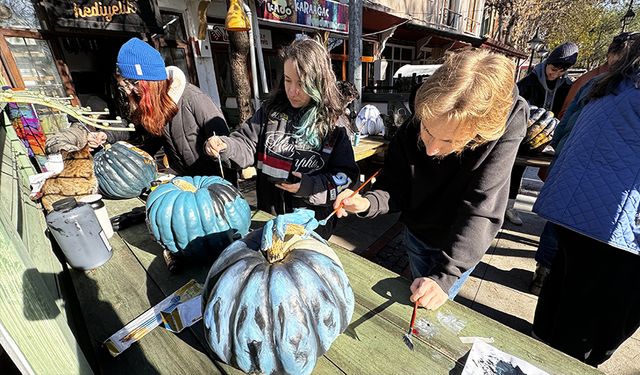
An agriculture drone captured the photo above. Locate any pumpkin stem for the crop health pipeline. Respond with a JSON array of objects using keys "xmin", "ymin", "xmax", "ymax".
[{"xmin": 266, "ymin": 224, "xmax": 306, "ymax": 263}]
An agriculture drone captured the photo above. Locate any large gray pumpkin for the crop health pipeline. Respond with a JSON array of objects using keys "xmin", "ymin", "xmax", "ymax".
[
  {"xmin": 93, "ymin": 141, "xmax": 158, "ymax": 199},
  {"xmin": 202, "ymin": 227, "xmax": 355, "ymax": 375}
]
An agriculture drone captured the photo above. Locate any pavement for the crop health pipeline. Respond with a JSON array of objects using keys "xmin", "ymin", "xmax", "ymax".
[{"xmin": 239, "ymin": 167, "xmax": 640, "ymax": 374}]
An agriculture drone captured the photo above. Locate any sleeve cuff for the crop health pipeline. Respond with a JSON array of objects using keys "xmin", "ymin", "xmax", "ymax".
[
  {"xmin": 297, "ymin": 175, "xmax": 314, "ymax": 197},
  {"xmin": 357, "ymin": 195, "xmax": 378, "ymax": 218}
]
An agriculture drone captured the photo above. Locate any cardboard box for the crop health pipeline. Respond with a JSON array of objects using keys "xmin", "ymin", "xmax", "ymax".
[{"xmin": 104, "ymin": 279, "xmax": 203, "ymax": 357}]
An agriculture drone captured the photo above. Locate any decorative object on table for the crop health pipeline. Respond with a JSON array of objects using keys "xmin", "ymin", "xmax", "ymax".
[
  {"xmin": 462, "ymin": 340, "xmax": 549, "ymax": 375},
  {"xmin": 202, "ymin": 225, "xmax": 355, "ymax": 375},
  {"xmin": 44, "ymin": 123, "xmax": 89, "ymax": 154},
  {"xmin": 0, "ymin": 86, "xmax": 135, "ymax": 132},
  {"xmin": 93, "ymin": 141, "xmax": 158, "ymax": 199},
  {"xmin": 6, "ymin": 102, "xmax": 46, "ymax": 159},
  {"xmin": 145, "ymin": 176, "xmax": 251, "ymax": 259},
  {"xmin": 45, "ymin": 197, "xmax": 112, "ymax": 270},
  {"xmin": 40, "ymin": 146, "xmax": 98, "ymax": 212},
  {"xmin": 356, "ymin": 104, "xmax": 385, "ymax": 136},
  {"xmin": 402, "ymin": 301, "xmax": 419, "ymax": 350},
  {"xmin": 104, "ymin": 280, "xmax": 203, "ymax": 357},
  {"xmin": 522, "ymin": 105, "xmax": 559, "ymax": 154}
]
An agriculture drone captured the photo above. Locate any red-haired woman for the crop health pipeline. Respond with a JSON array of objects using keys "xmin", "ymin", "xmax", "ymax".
[{"xmin": 88, "ymin": 38, "xmax": 232, "ymax": 181}]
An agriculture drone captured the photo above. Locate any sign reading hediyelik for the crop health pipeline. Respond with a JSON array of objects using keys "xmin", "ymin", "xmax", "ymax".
[
  {"xmin": 255, "ymin": 0, "xmax": 348, "ymax": 34},
  {"xmin": 41, "ymin": 0, "xmax": 162, "ymax": 33}
]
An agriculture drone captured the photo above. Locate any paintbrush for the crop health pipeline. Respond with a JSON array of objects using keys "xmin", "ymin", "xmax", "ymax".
[
  {"xmin": 402, "ymin": 301, "xmax": 419, "ymax": 350},
  {"xmin": 213, "ymin": 131, "xmax": 224, "ymax": 179},
  {"xmin": 318, "ymin": 168, "xmax": 381, "ymax": 226}
]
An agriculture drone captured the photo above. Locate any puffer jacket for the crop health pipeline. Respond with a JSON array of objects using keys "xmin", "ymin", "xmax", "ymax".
[
  {"xmin": 107, "ymin": 66, "xmax": 231, "ymax": 179},
  {"xmin": 533, "ymin": 78, "xmax": 640, "ymax": 255}
]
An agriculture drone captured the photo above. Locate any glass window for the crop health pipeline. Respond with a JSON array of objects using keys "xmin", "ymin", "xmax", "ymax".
[
  {"xmin": 401, "ymin": 47, "xmax": 413, "ymax": 61},
  {"xmin": 0, "ymin": 0, "xmax": 39, "ymax": 29},
  {"xmin": 6, "ymin": 37, "xmax": 66, "ymax": 97},
  {"xmin": 393, "ymin": 47, "xmax": 401, "ymax": 60},
  {"xmin": 160, "ymin": 13, "xmax": 186, "ymax": 42},
  {"xmin": 160, "ymin": 47, "xmax": 188, "ymax": 81}
]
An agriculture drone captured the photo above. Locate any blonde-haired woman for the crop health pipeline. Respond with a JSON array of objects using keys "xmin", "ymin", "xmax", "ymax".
[
  {"xmin": 204, "ymin": 38, "xmax": 358, "ymax": 239},
  {"xmin": 334, "ymin": 49, "xmax": 527, "ymax": 310}
]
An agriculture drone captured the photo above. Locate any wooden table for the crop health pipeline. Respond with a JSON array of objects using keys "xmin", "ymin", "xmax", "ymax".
[
  {"xmin": 515, "ymin": 154, "xmax": 553, "ymax": 168},
  {"xmin": 68, "ymin": 198, "xmax": 602, "ymax": 374},
  {"xmin": 353, "ymin": 135, "xmax": 388, "ymax": 162}
]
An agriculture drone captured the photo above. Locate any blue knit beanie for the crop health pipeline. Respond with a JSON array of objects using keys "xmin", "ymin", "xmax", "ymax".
[
  {"xmin": 117, "ymin": 38, "xmax": 167, "ymax": 81},
  {"xmin": 546, "ymin": 42, "xmax": 579, "ymax": 67}
]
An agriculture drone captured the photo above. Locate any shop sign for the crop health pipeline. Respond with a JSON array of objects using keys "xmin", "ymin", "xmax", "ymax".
[
  {"xmin": 41, "ymin": 0, "xmax": 162, "ymax": 33},
  {"xmin": 255, "ymin": 0, "xmax": 348, "ymax": 34},
  {"xmin": 208, "ymin": 23, "xmax": 273, "ymax": 49}
]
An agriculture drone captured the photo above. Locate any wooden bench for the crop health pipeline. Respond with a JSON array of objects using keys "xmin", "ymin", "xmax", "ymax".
[
  {"xmin": 71, "ymin": 197, "xmax": 602, "ymax": 375},
  {"xmin": 0, "ymin": 117, "xmax": 92, "ymax": 374}
]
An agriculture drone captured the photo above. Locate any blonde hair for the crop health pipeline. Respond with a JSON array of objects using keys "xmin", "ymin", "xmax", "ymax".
[{"xmin": 415, "ymin": 48, "xmax": 516, "ymax": 152}]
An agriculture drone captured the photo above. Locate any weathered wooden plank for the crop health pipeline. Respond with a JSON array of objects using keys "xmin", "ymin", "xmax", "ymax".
[
  {"xmin": 332, "ymin": 245, "xmax": 602, "ymax": 375},
  {"xmin": 353, "ymin": 136, "xmax": 388, "ymax": 162},
  {"xmin": 0, "ymin": 205, "xmax": 92, "ymax": 375},
  {"xmin": 68, "ymin": 224, "xmax": 225, "ymax": 374},
  {"xmin": 111, "ymin": 203, "xmax": 344, "ymax": 374},
  {"xmin": 251, "ymin": 210, "xmax": 601, "ymax": 374}
]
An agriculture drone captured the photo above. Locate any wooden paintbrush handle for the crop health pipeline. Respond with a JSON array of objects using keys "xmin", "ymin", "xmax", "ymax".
[{"xmin": 409, "ymin": 300, "xmax": 418, "ymax": 329}]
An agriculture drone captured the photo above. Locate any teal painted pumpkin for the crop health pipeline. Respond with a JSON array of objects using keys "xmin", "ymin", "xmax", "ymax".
[
  {"xmin": 94, "ymin": 141, "xmax": 158, "ymax": 199},
  {"xmin": 146, "ymin": 176, "xmax": 251, "ymax": 258},
  {"xmin": 202, "ymin": 228, "xmax": 355, "ymax": 375}
]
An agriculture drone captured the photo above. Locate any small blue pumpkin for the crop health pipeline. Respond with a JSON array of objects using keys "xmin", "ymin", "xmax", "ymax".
[
  {"xmin": 202, "ymin": 227, "xmax": 355, "ymax": 375},
  {"xmin": 94, "ymin": 141, "xmax": 157, "ymax": 199},
  {"xmin": 146, "ymin": 176, "xmax": 251, "ymax": 258}
]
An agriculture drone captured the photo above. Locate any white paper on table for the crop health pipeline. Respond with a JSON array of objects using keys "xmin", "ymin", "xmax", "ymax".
[{"xmin": 462, "ymin": 340, "xmax": 549, "ymax": 375}]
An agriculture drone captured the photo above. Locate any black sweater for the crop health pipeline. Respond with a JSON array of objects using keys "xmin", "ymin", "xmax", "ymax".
[
  {"xmin": 362, "ymin": 92, "xmax": 528, "ymax": 291},
  {"xmin": 219, "ymin": 107, "xmax": 359, "ymax": 238}
]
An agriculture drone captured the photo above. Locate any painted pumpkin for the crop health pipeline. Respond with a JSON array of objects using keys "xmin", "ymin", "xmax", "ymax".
[
  {"xmin": 146, "ymin": 176, "xmax": 251, "ymax": 258},
  {"xmin": 523, "ymin": 106, "xmax": 559, "ymax": 153},
  {"xmin": 93, "ymin": 141, "xmax": 158, "ymax": 199},
  {"xmin": 202, "ymin": 225, "xmax": 355, "ymax": 375}
]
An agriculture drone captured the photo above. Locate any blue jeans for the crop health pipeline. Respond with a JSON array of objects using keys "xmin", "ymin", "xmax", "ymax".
[
  {"xmin": 535, "ymin": 222, "xmax": 558, "ymax": 268},
  {"xmin": 403, "ymin": 228, "xmax": 475, "ymax": 299}
]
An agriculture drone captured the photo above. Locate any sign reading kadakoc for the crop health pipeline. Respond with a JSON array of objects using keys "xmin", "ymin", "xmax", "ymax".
[
  {"xmin": 255, "ymin": 0, "xmax": 348, "ymax": 34},
  {"xmin": 42, "ymin": 0, "xmax": 162, "ymax": 33}
]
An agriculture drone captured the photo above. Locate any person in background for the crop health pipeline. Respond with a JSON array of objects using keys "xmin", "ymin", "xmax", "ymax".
[
  {"xmin": 203, "ymin": 38, "xmax": 359, "ymax": 240},
  {"xmin": 558, "ymin": 32, "xmax": 636, "ymax": 119},
  {"xmin": 87, "ymin": 37, "xmax": 234, "ymax": 182},
  {"xmin": 531, "ymin": 36, "xmax": 640, "ymax": 367},
  {"xmin": 530, "ymin": 32, "xmax": 638, "ymax": 295},
  {"xmin": 336, "ymin": 80, "xmax": 360, "ymax": 139},
  {"xmin": 333, "ymin": 49, "xmax": 527, "ymax": 310},
  {"xmin": 505, "ymin": 42, "xmax": 579, "ymax": 226}
]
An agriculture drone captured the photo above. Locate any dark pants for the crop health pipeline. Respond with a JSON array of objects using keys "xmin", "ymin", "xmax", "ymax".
[
  {"xmin": 533, "ymin": 225, "xmax": 640, "ymax": 366},
  {"xmin": 534, "ymin": 222, "xmax": 558, "ymax": 268},
  {"xmin": 509, "ymin": 165, "xmax": 526, "ymax": 199}
]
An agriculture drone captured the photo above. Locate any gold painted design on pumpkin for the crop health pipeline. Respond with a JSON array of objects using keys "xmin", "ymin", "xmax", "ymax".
[
  {"xmin": 266, "ymin": 223, "xmax": 306, "ymax": 263},
  {"xmin": 172, "ymin": 179, "xmax": 198, "ymax": 192}
]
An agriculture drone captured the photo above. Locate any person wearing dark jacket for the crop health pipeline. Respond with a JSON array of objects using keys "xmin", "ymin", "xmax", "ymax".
[
  {"xmin": 531, "ymin": 36, "xmax": 640, "ymax": 366},
  {"xmin": 87, "ymin": 38, "xmax": 233, "ymax": 181},
  {"xmin": 333, "ymin": 49, "xmax": 527, "ymax": 310},
  {"xmin": 204, "ymin": 38, "xmax": 358, "ymax": 239},
  {"xmin": 506, "ymin": 42, "xmax": 579, "ymax": 226}
]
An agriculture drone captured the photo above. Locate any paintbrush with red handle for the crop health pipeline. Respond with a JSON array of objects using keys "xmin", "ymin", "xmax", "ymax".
[{"xmin": 403, "ymin": 300, "xmax": 419, "ymax": 350}]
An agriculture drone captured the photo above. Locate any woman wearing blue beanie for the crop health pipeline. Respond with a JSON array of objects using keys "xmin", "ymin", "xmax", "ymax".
[{"xmin": 88, "ymin": 37, "xmax": 233, "ymax": 182}]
